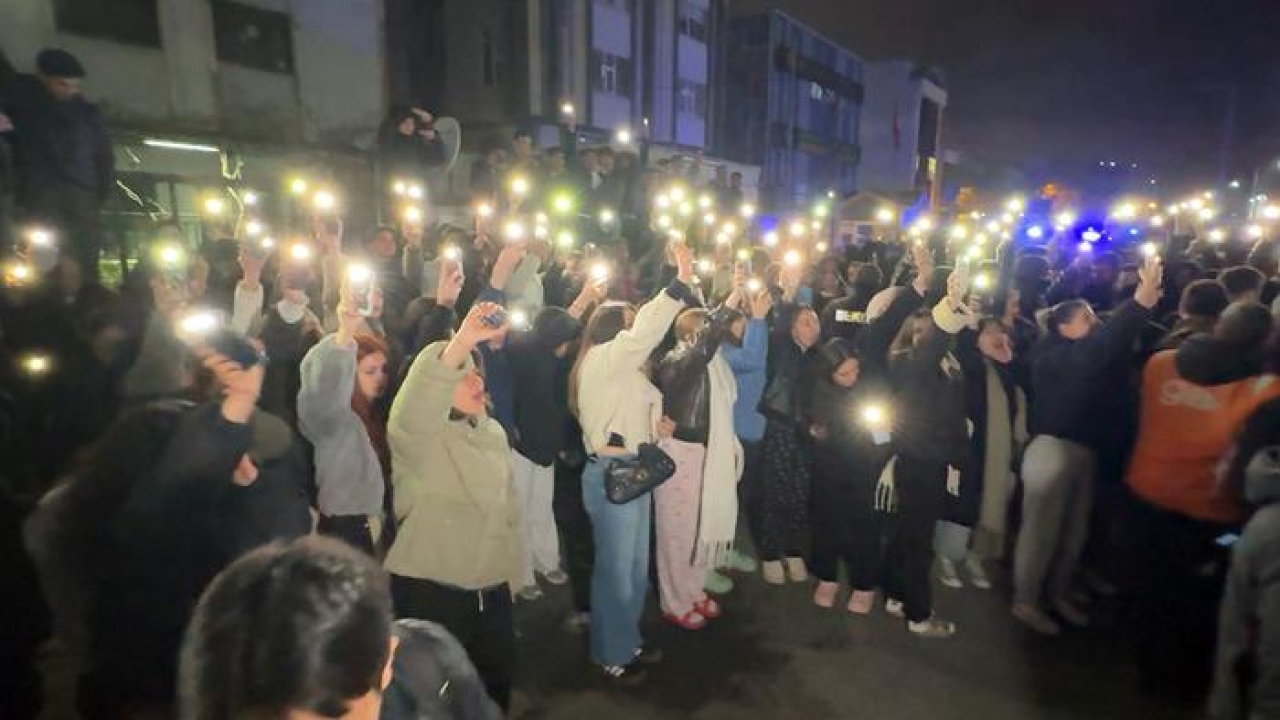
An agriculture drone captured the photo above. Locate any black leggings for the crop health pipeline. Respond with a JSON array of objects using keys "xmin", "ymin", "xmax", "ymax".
[
  {"xmin": 809, "ymin": 445, "xmax": 883, "ymax": 591},
  {"xmin": 554, "ymin": 455, "xmax": 595, "ymax": 614},
  {"xmin": 390, "ymin": 575, "xmax": 514, "ymax": 710},
  {"xmin": 882, "ymin": 456, "xmax": 948, "ymax": 623}
]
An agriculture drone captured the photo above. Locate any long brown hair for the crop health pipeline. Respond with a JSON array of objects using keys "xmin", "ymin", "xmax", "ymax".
[
  {"xmin": 889, "ymin": 309, "xmax": 933, "ymax": 360},
  {"xmin": 568, "ymin": 301, "xmax": 635, "ymax": 415},
  {"xmin": 350, "ymin": 332, "xmax": 391, "ymax": 477}
]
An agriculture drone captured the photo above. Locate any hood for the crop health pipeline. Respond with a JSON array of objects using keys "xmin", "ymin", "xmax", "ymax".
[
  {"xmin": 1246, "ymin": 446, "xmax": 1280, "ymax": 506},
  {"xmin": 530, "ymin": 306, "xmax": 582, "ymax": 350}
]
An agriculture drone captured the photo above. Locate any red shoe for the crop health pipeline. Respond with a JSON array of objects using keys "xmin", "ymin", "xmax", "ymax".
[
  {"xmin": 695, "ymin": 596, "xmax": 721, "ymax": 619},
  {"xmin": 663, "ymin": 610, "xmax": 707, "ymax": 630}
]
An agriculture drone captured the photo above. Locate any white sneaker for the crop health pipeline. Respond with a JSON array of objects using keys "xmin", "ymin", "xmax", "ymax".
[
  {"xmin": 542, "ymin": 569, "xmax": 569, "ymax": 586},
  {"xmin": 785, "ymin": 557, "xmax": 809, "ymax": 582},
  {"xmin": 964, "ymin": 555, "xmax": 991, "ymax": 590},
  {"xmin": 908, "ymin": 616, "xmax": 956, "ymax": 638},
  {"xmin": 761, "ymin": 560, "xmax": 786, "ymax": 585},
  {"xmin": 517, "ymin": 585, "xmax": 544, "ymax": 602},
  {"xmin": 938, "ymin": 558, "xmax": 963, "ymax": 589},
  {"xmin": 885, "ymin": 599, "xmax": 905, "ymax": 618}
]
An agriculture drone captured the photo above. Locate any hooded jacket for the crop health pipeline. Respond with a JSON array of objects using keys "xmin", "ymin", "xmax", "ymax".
[
  {"xmin": 509, "ymin": 307, "xmax": 582, "ymax": 466},
  {"xmin": 1211, "ymin": 447, "xmax": 1280, "ymax": 720}
]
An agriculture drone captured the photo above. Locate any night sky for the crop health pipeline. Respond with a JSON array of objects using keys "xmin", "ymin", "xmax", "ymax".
[{"xmin": 772, "ymin": 0, "xmax": 1280, "ymax": 190}]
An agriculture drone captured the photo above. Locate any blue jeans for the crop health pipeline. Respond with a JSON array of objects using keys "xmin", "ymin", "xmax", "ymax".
[{"xmin": 582, "ymin": 456, "xmax": 651, "ymax": 667}]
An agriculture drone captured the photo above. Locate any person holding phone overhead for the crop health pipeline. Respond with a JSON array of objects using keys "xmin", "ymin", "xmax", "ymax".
[
  {"xmin": 569, "ymin": 239, "xmax": 696, "ymax": 684},
  {"xmin": 385, "ymin": 301, "xmax": 522, "ymax": 710}
]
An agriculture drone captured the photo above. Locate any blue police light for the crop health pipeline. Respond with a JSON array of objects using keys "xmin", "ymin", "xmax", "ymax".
[
  {"xmin": 1081, "ymin": 228, "xmax": 1103, "ymax": 242},
  {"xmin": 1078, "ymin": 241, "xmax": 1095, "ymax": 253},
  {"xmin": 1026, "ymin": 225, "xmax": 1045, "ymax": 239}
]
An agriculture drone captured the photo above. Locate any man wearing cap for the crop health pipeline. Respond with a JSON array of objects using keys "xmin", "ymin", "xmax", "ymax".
[{"xmin": 2, "ymin": 48, "xmax": 114, "ymax": 276}]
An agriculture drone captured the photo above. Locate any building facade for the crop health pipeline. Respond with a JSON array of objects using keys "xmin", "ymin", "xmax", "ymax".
[
  {"xmin": 857, "ymin": 60, "xmax": 947, "ymax": 204},
  {"xmin": 718, "ymin": 10, "xmax": 864, "ymax": 212},
  {"xmin": 385, "ymin": 0, "xmax": 725, "ymax": 153}
]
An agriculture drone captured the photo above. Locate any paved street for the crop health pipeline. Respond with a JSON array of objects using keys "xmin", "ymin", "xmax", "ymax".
[{"xmin": 510, "ymin": 565, "xmax": 1194, "ymax": 719}]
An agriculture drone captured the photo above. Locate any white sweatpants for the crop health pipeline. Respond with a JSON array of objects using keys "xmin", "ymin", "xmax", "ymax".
[{"xmin": 512, "ymin": 450, "xmax": 561, "ymax": 587}]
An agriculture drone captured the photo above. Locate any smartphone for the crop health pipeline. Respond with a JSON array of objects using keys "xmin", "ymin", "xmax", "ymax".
[
  {"xmin": 481, "ymin": 306, "xmax": 507, "ymax": 328},
  {"xmin": 348, "ymin": 265, "xmax": 377, "ymax": 317},
  {"xmin": 1215, "ymin": 533, "xmax": 1240, "ymax": 548},
  {"xmin": 177, "ymin": 311, "xmax": 265, "ymax": 369}
]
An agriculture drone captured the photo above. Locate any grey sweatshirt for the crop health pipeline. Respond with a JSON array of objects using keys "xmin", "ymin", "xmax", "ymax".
[{"xmin": 297, "ymin": 336, "xmax": 385, "ymax": 517}]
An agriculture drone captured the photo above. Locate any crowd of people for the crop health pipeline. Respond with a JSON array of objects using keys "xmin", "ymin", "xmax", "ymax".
[{"xmin": 5, "ymin": 46, "xmax": 1280, "ymax": 720}]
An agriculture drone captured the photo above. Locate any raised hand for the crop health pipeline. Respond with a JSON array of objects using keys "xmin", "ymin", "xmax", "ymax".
[{"xmin": 1135, "ymin": 255, "xmax": 1163, "ymax": 309}]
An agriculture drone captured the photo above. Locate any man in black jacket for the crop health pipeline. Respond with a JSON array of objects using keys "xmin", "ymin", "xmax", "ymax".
[{"xmin": 3, "ymin": 49, "xmax": 114, "ymax": 276}]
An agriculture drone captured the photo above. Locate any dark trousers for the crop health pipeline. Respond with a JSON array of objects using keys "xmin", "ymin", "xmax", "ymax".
[
  {"xmin": 390, "ymin": 575, "xmax": 514, "ymax": 710},
  {"xmin": 554, "ymin": 455, "xmax": 595, "ymax": 614},
  {"xmin": 1120, "ymin": 497, "xmax": 1231, "ymax": 702},
  {"xmin": 883, "ymin": 456, "xmax": 949, "ymax": 623},
  {"xmin": 317, "ymin": 513, "xmax": 375, "ymax": 556},
  {"xmin": 738, "ymin": 439, "xmax": 763, "ymax": 549},
  {"xmin": 25, "ymin": 184, "xmax": 103, "ymax": 277},
  {"xmin": 809, "ymin": 446, "xmax": 882, "ymax": 590}
]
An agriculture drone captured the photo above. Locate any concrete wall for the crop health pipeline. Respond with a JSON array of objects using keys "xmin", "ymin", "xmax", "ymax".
[
  {"xmin": 0, "ymin": 0, "xmax": 384, "ymax": 147},
  {"xmin": 859, "ymin": 59, "xmax": 948, "ymax": 195}
]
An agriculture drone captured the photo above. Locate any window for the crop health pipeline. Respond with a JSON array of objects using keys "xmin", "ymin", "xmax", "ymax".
[
  {"xmin": 594, "ymin": 51, "xmax": 633, "ymax": 96},
  {"xmin": 679, "ymin": 1, "xmax": 708, "ymax": 42},
  {"xmin": 53, "ymin": 0, "xmax": 160, "ymax": 47},
  {"xmin": 212, "ymin": 1, "xmax": 295, "ymax": 74},
  {"xmin": 809, "ymin": 82, "xmax": 835, "ymax": 104},
  {"xmin": 678, "ymin": 80, "xmax": 706, "ymax": 118}
]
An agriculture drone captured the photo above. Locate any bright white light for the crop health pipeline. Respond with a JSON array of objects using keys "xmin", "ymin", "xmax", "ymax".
[
  {"xmin": 509, "ymin": 309, "xmax": 529, "ymax": 329},
  {"xmin": 1198, "ymin": 208, "xmax": 1215, "ymax": 221},
  {"xmin": 1209, "ymin": 229, "xmax": 1226, "ymax": 242},
  {"xmin": 615, "ymin": 128, "xmax": 633, "ymax": 145},
  {"xmin": 1006, "ymin": 198, "xmax": 1024, "ymax": 212},
  {"xmin": 746, "ymin": 278, "xmax": 762, "ymax": 293},
  {"xmin": 476, "ymin": 203, "xmax": 494, "ymax": 218},
  {"xmin": 600, "ymin": 208, "xmax": 616, "ymax": 225},
  {"xmin": 179, "ymin": 311, "xmax": 219, "ymax": 335},
  {"xmin": 290, "ymin": 244, "xmax": 313, "ymax": 261},
  {"xmin": 203, "ymin": 197, "xmax": 225, "ymax": 215},
  {"xmin": 1056, "ymin": 211, "xmax": 1076, "ymax": 226},
  {"xmin": 28, "ymin": 228, "xmax": 53, "ymax": 246},
  {"xmin": 407, "ymin": 184, "xmax": 425, "ymax": 200},
  {"xmin": 740, "ymin": 203, "xmax": 756, "ymax": 218},
  {"xmin": 1141, "ymin": 242, "xmax": 1158, "ymax": 257},
  {"xmin": 144, "ymin": 138, "xmax": 220, "ymax": 153},
  {"xmin": 509, "ymin": 176, "xmax": 530, "ymax": 196},
  {"xmin": 245, "ymin": 220, "xmax": 264, "ymax": 236},
  {"xmin": 312, "ymin": 191, "xmax": 336, "ymax": 211},
  {"xmin": 442, "ymin": 245, "xmax": 462, "ymax": 261},
  {"xmin": 1247, "ymin": 225, "xmax": 1264, "ymax": 239},
  {"xmin": 699, "ymin": 195, "xmax": 714, "ymax": 210},
  {"xmin": 403, "ymin": 206, "xmax": 424, "ymax": 223},
  {"xmin": 242, "ymin": 191, "xmax": 259, "ymax": 206},
  {"xmin": 860, "ymin": 405, "xmax": 886, "ymax": 426},
  {"xmin": 1263, "ymin": 206, "xmax": 1280, "ymax": 220},
  {"xmin": 876, "ymin": 208, "xmax": 895, "ymax": 223},
  {"xmin": 503, "ymin": 221, "xmax": 526, "ymax": 242},
  {"xmin": 1026, "ymin": 225, "xmax": 1044, "ymax": 239},
  {"xmin": 783, "ymin": 250, "xmax": 802, "ymax": 267},
  {"xmin": 590, "ymin": 262, "xmax": 610, "ymax": 281},
  {"xmin": 1113, "ymin": 203, "xmax": 1137, "ymax": 220},
  {"xmin": 763, "ymin": 231, "xmax": 779, "ymax": 247},
  {"xmin": 697, "ymin": 259, "xmax": 714, "ymax": 274},
  {"xmin": 789, "ymin": 221, "xmax": 806, "ymax": 237},
  {"xmin": 560, "ymin": 102, "xmax": 575, "ymax": 116},
  {"xmin": 1081, "ymin": 229, "xmax": 1102, "ymax": 243},
  {"xmin": 950, "ymin": 225, "xmax": 968, "ymax": 240},
  {"xmin": 347, "ymin": 264, "xmax": 373, "ymax": 283}
]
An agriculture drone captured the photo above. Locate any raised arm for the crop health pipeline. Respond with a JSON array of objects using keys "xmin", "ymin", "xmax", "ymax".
[{"xmin": 600, "ymin": 241, "xmax": 694, "ymax": 371}]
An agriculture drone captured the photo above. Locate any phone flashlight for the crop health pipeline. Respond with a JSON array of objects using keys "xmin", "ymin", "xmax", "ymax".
[
  {"xmin": 312, "ymin": 190, "xmax": 337, "ymax": 212},
  {"xmin": 403, "ymin": 205, "xmax": 424, "ymax": 224},
  {"xmin": 4, "ymin": 261, "xmax": 34, "ymax": 287},
  {"xmin": 407, "ymin": 184, "xmax": 425, "ymax": 200},
  {"xmin": 783, "ymin": 250, "xmax": 802, "ymax": 267},
  {"xmin": 347, "ymin": 263, "xmax": 376, "ymax": 317},
  {"xmin": 503, "ymin": 221, "xmax": 526, "ymax": 243},
  {"xmin": 20, "ymin": 352, "xmax": 52, "ymax": 377},
  {"xmin": 746, "ymin": 278, "xmax": 763, "ymax": 293},
  {"xmin": 244, "ymin": 219, "xmax": 264, "ymax": 237},
  {"xmin": 442, "ymin": 245, "xmax": 461, "ymax": 261},
  {"xmin": 509, "ymin": 309, "xmax": 530, "ymax": 330},
  {"xmin": 1141, "ymin": 242, "xmax": 1158, "ymax": 258},
  {"xmin": 590, "ymin": 262, "xmax": 610, "ymax": 282}
]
